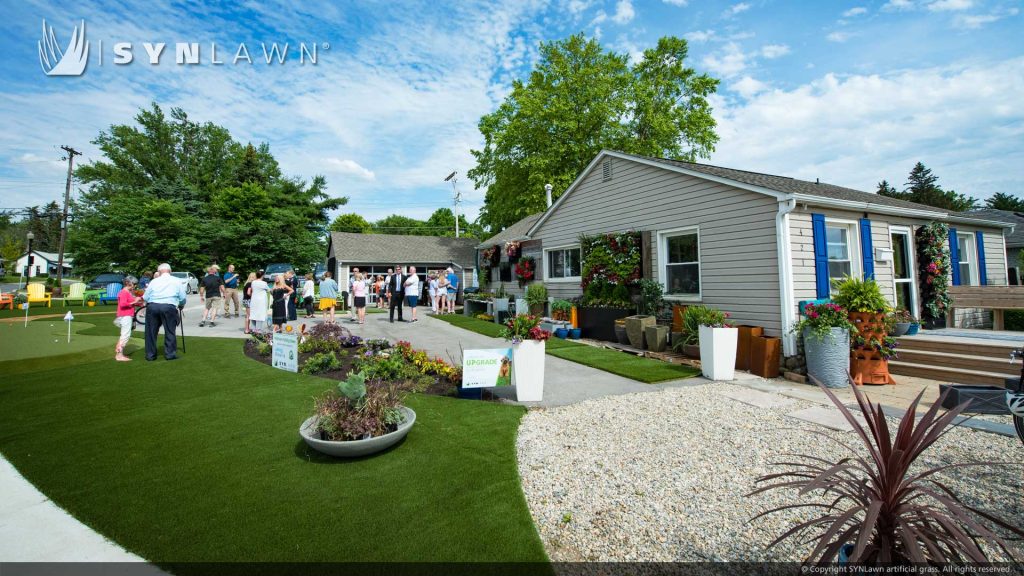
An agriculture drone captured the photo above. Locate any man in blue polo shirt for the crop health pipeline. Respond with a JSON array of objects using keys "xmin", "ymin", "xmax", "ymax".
[
  {"xmin": 223, "ymin": 263, "xmax": 241, "ymax": 318},
  {"xmin": 142, "ymin": 262, "xmax": 187, "ymax": 361}
]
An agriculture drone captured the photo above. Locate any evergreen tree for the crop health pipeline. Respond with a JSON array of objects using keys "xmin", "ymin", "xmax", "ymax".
[
  {"xmin": 878, "ymin": 162, "xmax": 977, "ymax": 212},
  {"xmin": 984, "ymin": 192, "xmax": 1024, "ymax": 212}
]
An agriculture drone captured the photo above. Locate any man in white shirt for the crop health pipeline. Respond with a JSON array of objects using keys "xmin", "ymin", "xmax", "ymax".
[
  {"xmin": 142, "ymin": 262, "xmax": 187, "ymax": 361},
  {"xmin": 404, "ymin": 266, "xmax": 420, "ymax": 322}
]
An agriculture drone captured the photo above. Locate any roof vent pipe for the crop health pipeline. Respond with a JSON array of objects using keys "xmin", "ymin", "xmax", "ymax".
[
  {"xmin": 545, "ymin": 183, "xmax": 553, "ymax": 208},
  {"xmin": 815, "ymin": 178, "xmax": 820, "ymax": 184}
]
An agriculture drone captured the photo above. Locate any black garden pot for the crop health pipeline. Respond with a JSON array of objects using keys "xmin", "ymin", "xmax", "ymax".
[{"xmin": 577, "ymin": 307, "xmax": 633, "ymax": 342}]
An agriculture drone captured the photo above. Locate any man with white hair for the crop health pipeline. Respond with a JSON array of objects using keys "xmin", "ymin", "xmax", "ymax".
[{"xmin": 142, "ymin": 262, "xmax": 187, "ymax": 361}]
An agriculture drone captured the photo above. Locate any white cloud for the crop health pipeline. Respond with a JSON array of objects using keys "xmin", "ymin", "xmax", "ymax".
[
  {"xmin": 928, "ymin": 0, "xmax": 972, "ymax": 11},
  {"xmin": 761, "ymin": 44, "xmax": 791, "ymax": 59},
  {"xmin": 881, "ymin": 0, "xmax": 915, "ymax": 11},
  {"xmin": 729, "ymin": 76, "xmax": 769, "ymax": 98},
  {"xmin": 723, "ymin": 2, "xmax": 751, "ymax": 17},
  {"xmin": 566, "ymin": 0, "xmax": 594, "ymax": 15},
  {"xmin": 662, "ymin": 0, "xmax": 688, "ymax": 5},
  {"xmin": 953, "ymin": 7, "xmax": 1019, "ymax": 28},
  {"xmin": 842, "ymin": 7, "xmax": 868, "ymax": 17},
  {"xmin": 827, "ymin": 31, "xmax": 852, "ymax": 42},
  {"xmin": 685, "ymin": 30, "xmax": 716, "ymax": 43},
  {"xmin": 701, "ymin": 42, "xmax": 749, "ymax": 78},
  {"xmin": 612, "ymin": 0, "xmax": 636, "ymax": 24},
  {"xmin": 710, "ymin": 58, "xmax": 1024, "ymax": 201},
  {"xmin": 324, "ymin": 158, "xmax": 376, "ymax": 181}
]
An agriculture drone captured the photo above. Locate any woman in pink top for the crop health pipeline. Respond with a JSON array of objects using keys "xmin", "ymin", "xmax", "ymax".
[
  {"xmin": 351, "ymin": 272, "xmax": 368, "ymax": 325},
  {"xmin": 114, "ymin": 276, "xmax": 142, "ymax": 361}
]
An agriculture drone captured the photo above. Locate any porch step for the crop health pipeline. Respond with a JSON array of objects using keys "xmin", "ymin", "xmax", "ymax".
[
  {"xmin": 895, "ymin": 349, "xmax": 1021, "ymax": 376},
  {"xmin": 896, "ymin": 336, "xmax": 1019, "ymax": 358},
  {"xmin": 888, "ymin": 360, "xmax": 1013, "ymax": 387}
]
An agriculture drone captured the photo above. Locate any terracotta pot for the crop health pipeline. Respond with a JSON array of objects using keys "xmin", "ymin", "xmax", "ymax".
[{"xmin": 851, "ymin": 357, "xmax": 895, "ymax": 385}]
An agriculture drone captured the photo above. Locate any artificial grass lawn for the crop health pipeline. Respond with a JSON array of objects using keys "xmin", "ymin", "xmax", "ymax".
[
  {"xmin": 435, "ymin": 314, "xmax": 700, "ymax": 383},
  {"xmin": 0, "ymin": 320, "xmax": 117, "ymax": 361},
  {"xmin": 0, "ymin": 320, "xmax": 547, "ymax": 566}
]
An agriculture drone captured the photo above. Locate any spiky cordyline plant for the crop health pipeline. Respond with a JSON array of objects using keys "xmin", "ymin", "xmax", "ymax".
[{"xmin": 750, "ymin": 376, "xmax": 1023, "ymax": 564}]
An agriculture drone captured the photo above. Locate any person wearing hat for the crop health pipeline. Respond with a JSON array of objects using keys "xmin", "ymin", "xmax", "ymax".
[{"xmin": 199, "ymin": 264, "xmax": 226, "ymax": 327}]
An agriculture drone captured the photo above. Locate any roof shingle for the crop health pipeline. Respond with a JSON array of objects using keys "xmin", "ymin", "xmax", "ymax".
[
  {"xmin": 477, "ymin": 213, "xmax": 543, "ymax": 248},
  {"xmin": 329, "ymin": 232, "xmax": 477, "ymax": 266}
]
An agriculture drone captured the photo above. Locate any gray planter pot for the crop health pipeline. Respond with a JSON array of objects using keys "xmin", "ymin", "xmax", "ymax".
[
  {"xmin": 803, "ymin": 327, "xmax": 850, "ymax": 389},
  {"xmin": 299, "ymin": 406, "xmax": 416, "ymax": 458},
  {"xmin": 892, "ymin": 322, "xmax": 911, "ymax": 337},
  {"xmin": 645, "ymin": 325, "xmax": 668, "ymax": 352},
  {"xmin": 625, "ymin": 315, "xmax": 656, "ymax": 349}
]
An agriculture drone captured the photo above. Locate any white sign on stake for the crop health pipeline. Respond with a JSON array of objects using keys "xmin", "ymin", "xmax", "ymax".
[
  {"xmin": 64, "ymin": 311, "xmax": 73, "ymax": 343},
  {"xmin": 461, "ymin": 348, "xmax": 514, "ymax": 389},
  {"xmin": 272, "ymin": 332, "xmax": 298, "ymax": 373}
]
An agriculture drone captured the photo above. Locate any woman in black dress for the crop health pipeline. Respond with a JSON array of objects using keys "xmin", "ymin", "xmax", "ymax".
[{"xmin": 271, "ymin": 275, "xmax": 293, "ymax": 332}]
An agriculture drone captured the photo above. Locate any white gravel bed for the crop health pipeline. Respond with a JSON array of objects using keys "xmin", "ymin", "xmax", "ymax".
[{"xmin": 517, "ymin": 383, "xmax": 1024, "ymax": 562}]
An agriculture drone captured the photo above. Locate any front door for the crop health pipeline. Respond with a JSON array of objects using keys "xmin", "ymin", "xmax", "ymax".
[{"xmin": 890, "ymin": 228, "xmax": 917, "ymax": 316}]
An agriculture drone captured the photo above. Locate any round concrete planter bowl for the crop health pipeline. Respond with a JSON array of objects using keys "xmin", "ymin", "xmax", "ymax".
[{"xmin": 299, "ymin": 406, "xmax": 416, "ymax": 458}]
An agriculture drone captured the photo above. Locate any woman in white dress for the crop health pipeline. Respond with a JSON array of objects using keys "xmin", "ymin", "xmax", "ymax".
[
  {"xmin": 248, "ymin": 270, "xmax": 271, "ymax": 333},
  {"xmin": 428, "ymin": 273, "xmax": 439, "ymax": 313}
]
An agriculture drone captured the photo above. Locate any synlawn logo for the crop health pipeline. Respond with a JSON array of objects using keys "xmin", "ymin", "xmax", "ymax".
[{"xmin": 37, "ymin": 18, "xmax": 325, "ymax": 77}]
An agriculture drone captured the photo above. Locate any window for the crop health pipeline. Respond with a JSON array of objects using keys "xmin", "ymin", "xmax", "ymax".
[
  {"xmin": 957, "ymin": 233, "xmax": 976, "ymax": 286},
  {"xmin": 825, "ymin": 223, "xmax": 856, "ymax": 289},
  {"xmin": 499, "ymin": 261, "xmax": 512, "ymax": 282},
  {"xmin": 660, "ymin": 229, "xmax": 700, "ymax": 298},
  {"xmin": 545, "ymin": 246, "xmax": 581, "ymax": 281}
]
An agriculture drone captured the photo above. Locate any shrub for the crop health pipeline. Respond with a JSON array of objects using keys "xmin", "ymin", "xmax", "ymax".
[
  {"xmin": 611, "ymin": 283, "xmax": 630, "ymax": 304},
  {"xmin": 301, "ymin": 352, "xmax": 341, "ymax": 374},
  {"xmin": 313, "ymin": 372, "xmax": 411, "ymax": 441},
  {"xmin": 362, "ymin": 338, "xmax": 392, "ymax": 354},
  {"xmin": 256, "ymin": 342, "xmax": 272, "ymax": 357},
  {"xmin": 299, "ymin": 337, "xmax": 340, "ymax": 354},
  {"xmin": 637, "ymin": 278, "xmax": 664, "ymax": 317},
  {"xmin": 307, "ymin": 322, "xmax": 352, "ymax": 343},
  {"xmin": 525, "ymin": 283, "xmax": 548, "ymax": 307},
  {"xmin": 675, "ymin": 305, "xmax": 730, "ymax": 347},
  {"xmin": 792, "ymin": 302, "xmax": 855, "ymax": 342},
  {"xmin": 832, "ymin": 276, "xmax": 889, "ymax": 313}
]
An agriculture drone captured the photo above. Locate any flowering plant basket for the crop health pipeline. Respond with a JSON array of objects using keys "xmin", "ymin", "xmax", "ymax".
[
  {"xmin": 505, "ymin": 241, "xmax": 522, "ymax": 260},
  {"xmin": 791, "ymin": 303, "xmax": 855, "ymax": 342},
  {"xmin": 514, "ymin": 256, "xmax": 535, "ymax": 286},
  {"xmin": 481, "ymin": 245, "xmax": 501, "ymax": 269},
  {"xmin": 499, "ymin": 314, "xmax": 551, "ymax": 344}
]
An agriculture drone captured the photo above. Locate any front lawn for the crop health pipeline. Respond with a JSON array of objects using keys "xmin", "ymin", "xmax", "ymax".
[
  {"xmin": 433, "ymin": 314, "xmax": 700, "ymax": 383},
  {"xmin": 0, "ymin": 320, "xmax": 547, "ymax": 566}
]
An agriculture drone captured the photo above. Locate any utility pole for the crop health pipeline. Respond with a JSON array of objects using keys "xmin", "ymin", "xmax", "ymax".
[
  {"xmin": 54, "ymin": 145, "xmax": 81, "ymax": 298},
  {"xmin": 444, "ymin": 170, "xmax": 461, "ymax": 238}
]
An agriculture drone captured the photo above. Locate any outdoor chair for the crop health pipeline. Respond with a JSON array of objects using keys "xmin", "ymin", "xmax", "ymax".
[
  {"xmin": 26, "ymin": 283, "xmax": 51, "ymax": 308},
  {"xmin": 0, "ymin": 292, "xmax": 13, "ymax": 311},
  {"xmin": 99, "ymin": 283, "xmax": 123, "ymax": 305},
  {"xmin": 62, "ymin": 282, "xmax": 87, "ymax": 307}
]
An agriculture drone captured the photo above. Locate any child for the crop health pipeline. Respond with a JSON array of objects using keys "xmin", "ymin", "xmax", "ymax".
[{"xmin": 114, "ymin": 277, "xmax": 142, "ymax": 361}]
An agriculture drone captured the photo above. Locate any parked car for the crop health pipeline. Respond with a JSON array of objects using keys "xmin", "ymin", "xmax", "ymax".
[
  {"xmin": 87, "ymin": 273, "xmax": 127, "ymax": 290},
  {"xmin": 265, "ymin": 263, "xmax": 295, "ymax": 285},
  {"xmin": 169, "ymin": 271, "xmax": 199, "ymax": 294}
]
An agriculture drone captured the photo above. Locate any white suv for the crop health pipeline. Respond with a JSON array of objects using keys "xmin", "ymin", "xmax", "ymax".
[{"xmin": 170, "ymin": 271, "xmax": 199, "ymax": 294}]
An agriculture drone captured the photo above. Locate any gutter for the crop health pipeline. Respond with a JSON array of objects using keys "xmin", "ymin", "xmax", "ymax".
[{"xmin": 776, "ymin": 198, "xmax": 798, "ymax": 356}]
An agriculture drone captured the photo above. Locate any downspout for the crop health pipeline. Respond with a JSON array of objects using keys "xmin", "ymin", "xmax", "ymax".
[
  {"xmin": 1004, "ymin": 225, "xmax": 1014, "ymax": 285},
  {"xmin": 776, "ymin": 197, "xmax": 798, "ymax": 356}
]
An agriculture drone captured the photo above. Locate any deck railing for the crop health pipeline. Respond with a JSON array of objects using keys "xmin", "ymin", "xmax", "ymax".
[{"xmin": 947, "ymin": 286, "xmax": 1024, "ymax": 330}]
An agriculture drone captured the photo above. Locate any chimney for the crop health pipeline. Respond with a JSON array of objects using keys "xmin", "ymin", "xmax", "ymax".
[{"xmin": 545, "ymin": 183, "xmax": 553, "ymax": 208}]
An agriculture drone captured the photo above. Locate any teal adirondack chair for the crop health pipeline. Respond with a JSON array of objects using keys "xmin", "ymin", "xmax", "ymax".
[
  {"xmin": 99, "ymin": 283, "xmax": 123, "ymax": 305},
  {"xmin": 62, "ymin": 282, "xmax": 87, "ymax": 307}
]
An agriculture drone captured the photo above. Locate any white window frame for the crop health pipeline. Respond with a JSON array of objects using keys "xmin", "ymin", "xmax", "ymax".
[
  {"xmin": 825, "ymin": 218, "xmax": 861, "ymax": 291},
  {"xmin": 888, "ymin": 225, "xmax": 918, "ymax": 316},
  {"xmin": 658, "ymin": 226, "xmax": 701, "ymax": 302},
  {"xmin": 957, "ymin": 232, "xmax": 979, "ymax": 286},
  {"xmin": 542, "ymin": 244, "xmax": 582, "ymax": 283}
]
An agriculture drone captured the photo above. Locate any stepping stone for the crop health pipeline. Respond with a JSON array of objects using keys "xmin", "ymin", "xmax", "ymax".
[
  {"xmin": 719, "ymin": 388, "xmax": 797, "ymax": 409},
  {"xmin": 786, "ymin": 406, "xmax": 866, "ymax": 432},
  {"xmin": 779, "ymin": 387, "xmax": 831, "ymax": 404}
]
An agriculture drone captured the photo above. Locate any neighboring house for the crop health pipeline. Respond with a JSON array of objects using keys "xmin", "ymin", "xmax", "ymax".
[
  {"xmin": 476, "ymin": 213, "xmax": 543, "ymax": 297},
  {"xmin": 966, "ymin": 208, "xmax": 1024, "ymax": 284},
  {"xmin": 485, "ymin": 150, "xmax": 1012, "ymax": 356},
  {"xmin": 14, "ymin": 250, "xmax": 73, "ymax": 278},
  {"xmin": 325, "ymin": 232, "xmax": 478, "ymax": 294}
]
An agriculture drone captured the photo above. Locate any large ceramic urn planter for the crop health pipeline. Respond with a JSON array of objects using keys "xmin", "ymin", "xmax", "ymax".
[
  {"xmin": 625, "ymin": 315, "xmax": 656, "ymax": 349},
  {"xmin": 644, "ymin": 325, "xmax": 668, "ymax": 352},
  {"xmin": 512, "ymin": 339, "xmax": 546, "ymax": 402},
  {"xmin": 803, "ymin": 327, "xmax": 850, "ymax": 388},
  {"xmin": 698, "ymin": 325, "xmax": 738, "ymax": 381},
  {"xmin": 299, "ymin": 407, "xmax": 416, "ymax": 458}
]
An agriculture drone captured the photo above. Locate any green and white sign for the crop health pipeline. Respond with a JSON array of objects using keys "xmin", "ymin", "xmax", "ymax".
[
  {"xmin": 272, "ymin": 332, "xmax": 298, "ymax": 373},
  {"xmin": 462, "ymin": 348, "xmax": 513, "ymax": 388}
]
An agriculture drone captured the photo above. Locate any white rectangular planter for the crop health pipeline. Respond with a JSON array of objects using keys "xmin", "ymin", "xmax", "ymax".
[
  {"xmin": 699, "ymin": 325, "xmax": 738, "ymax": 381},
  {"xmin": 512, "ymin": 339, "xmax": 546, "ymax": 402}
]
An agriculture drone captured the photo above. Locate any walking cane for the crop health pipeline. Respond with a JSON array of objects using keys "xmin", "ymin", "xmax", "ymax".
[{"xmin": 178, "ymin": 303, "xmax": 186, "ymax": 354}]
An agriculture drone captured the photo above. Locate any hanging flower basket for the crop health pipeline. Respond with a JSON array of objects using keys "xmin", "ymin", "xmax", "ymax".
[
  {"xmin": 514, "ymin": 257, "xmax": 535, "ymax": 287},
  {"xmin": 505, "ymin": 241, "xmax": 522, "ymax": 261}
]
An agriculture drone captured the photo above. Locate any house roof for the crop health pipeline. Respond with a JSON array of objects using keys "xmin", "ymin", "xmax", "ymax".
[
  {"xmin": 966, "ymin": 209, "xmax": 1024, "ymax": 247},
  {"xmin": 20, "ymin": 250, "xmax": 73, "ymax": 264},
  {"xmin": 477, "ymin": 213, "xmax": 543, "ymax": 248},
  {"xmin": 328, "ymin": 232, "xmax": 477, "ymax": 266},
  {"xmin": 528, "ymin": 150, "xmax": 1013, "ymax": 236}
]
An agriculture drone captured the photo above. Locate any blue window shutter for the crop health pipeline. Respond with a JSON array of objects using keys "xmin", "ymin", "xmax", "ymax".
[
  {"xmin": 949, "ymin": 227, "xmax": 961, "ymax": 286},
  {"xmin": 811, "ymin": 214, "xmax": 830, "ymax": 299},
  {"xmin": 975, "ymin": 231, "xmax": 987, "ymax": 285},
  {"xmin": 859, "ymin": 218, "xmax": 874, "ymax": 280}
]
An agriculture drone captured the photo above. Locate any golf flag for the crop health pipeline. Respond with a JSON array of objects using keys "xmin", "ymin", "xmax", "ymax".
[
  {"xmin": 64, "ymin": 311, "xmax": 74, "ymax": 342},
  {"xmin": 23, "ymin": 302, "xmax": 29, "ymax": 327}
]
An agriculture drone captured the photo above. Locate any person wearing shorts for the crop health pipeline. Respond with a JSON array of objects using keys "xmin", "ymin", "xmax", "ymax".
[
  {"xmin": 114, "ymin": 276, "xmax": 142, "ymax": 361},
  {"xmin": 445, "ymin": 267, "xmax": 458, "ymax": 313},
  {"xmin": 318, "ymin": 271, "xmax": 339, "ymax": 323},
  {"xmin": 404, "ymin": 266, "xmax": 420, "ymax": 322},
  {"xmin": 199, "ymin": 265, "xmax": 225, "ymax": 327},
  {"xmin": 352, "ymin": 272, "xmax": 368, "ymax": 324}
]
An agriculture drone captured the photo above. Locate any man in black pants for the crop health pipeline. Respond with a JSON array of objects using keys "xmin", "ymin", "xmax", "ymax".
[
  {"xmin": 386, "ymin": 264, "xmax": 406, "ymax": 323},
  {"xmin": 142, "ymin": 262, "xmax": 188, "ymax": 360}
]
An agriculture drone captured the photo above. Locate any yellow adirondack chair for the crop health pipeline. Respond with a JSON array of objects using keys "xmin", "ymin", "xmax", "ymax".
[
  {"xmin": 26, "ymin": 282, "xmax": 51, "ymax": 308},
  {"xmin": 62, "ymin": 282, "xmax": 87, "ymax": 307}
]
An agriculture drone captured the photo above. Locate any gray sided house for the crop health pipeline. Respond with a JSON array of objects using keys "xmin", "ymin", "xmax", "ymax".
[
  {"xmin": 492, "ymin": 150, "xmax": 1012, "ymax": 356},
  {"xmin": 966, "ymin": 209, "xmax": 1024, "ymax": 284},
  {"xmin": 326, "ymin": 232, "xmax": 478, "ymax": 293},
  {"xmin": 477, "ymin": 213, "xmax": 544, "ymax": 297}
]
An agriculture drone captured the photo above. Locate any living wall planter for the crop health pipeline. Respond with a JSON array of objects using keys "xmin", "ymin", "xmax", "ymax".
[
  {"xmin": 299, "ymin": 406, "xmax": 416, "ymax": 458},
  {"xmin": 803, "ymin": 327, "xmax": 850, "ymax": 388},
  {"xmin": 512, "ymin": 339, "xmax": 546, "ymax": 402},
  {"xmin": 698, "ymin": 325, "xmax": 738, "ymax": 381},
  {"xmin": 578, "ymin": 307, "xmax": 632, "ymax": 342},
  {"xmin": 625, "ymin": 315, "xmax": 656, "ymax": 349}
]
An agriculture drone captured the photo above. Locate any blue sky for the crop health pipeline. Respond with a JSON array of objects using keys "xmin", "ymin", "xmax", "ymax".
[{"xmin": 1, "ymin": 0, "xmax": 1021, "ymax": 225}]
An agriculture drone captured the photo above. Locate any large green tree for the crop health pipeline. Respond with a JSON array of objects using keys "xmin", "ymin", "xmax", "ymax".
[
  {"xmin": 329, "ymin": 213, "xmax": 373, "ymax": 233},
  {"xmin": 68, "ymin": 103, "xmax": 346, "ymax": 276},
  {"xmin": 984, "ymin": 192, "xmax": 1024, "ymax": 212},
  {"xmin": 877, "ymin": 162, "xmax": 977, "ymax": 212},
  {"xmin": 469, "ymin": 34, "xmax": 719, "ymax": 230}
]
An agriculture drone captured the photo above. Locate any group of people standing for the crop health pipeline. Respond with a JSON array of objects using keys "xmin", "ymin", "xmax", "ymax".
[
  {"xmin": 240, "ymin": 269, "xmax": 319, "ymax": 334},
  {"xmin": 342, "ymin": 265, "xmax": 459, "ymax": 324}
]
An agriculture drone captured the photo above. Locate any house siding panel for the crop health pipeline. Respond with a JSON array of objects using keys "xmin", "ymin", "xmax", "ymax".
[{"xmin": 532, "ymin": 158, "xmax": 783, "ymax": 336}]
